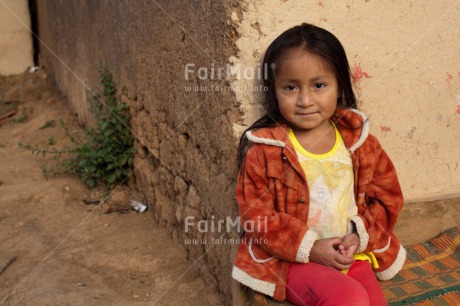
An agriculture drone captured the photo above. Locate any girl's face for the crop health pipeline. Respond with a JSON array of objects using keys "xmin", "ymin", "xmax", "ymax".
[{"xmin": 275, "ymin": 48, "xmax": 338, "ymax": 136}]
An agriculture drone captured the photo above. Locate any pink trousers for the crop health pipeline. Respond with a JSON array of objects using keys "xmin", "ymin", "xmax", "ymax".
[{"xmin": 285, "ymin": 261, "xmax": 387, "ymax": 306}]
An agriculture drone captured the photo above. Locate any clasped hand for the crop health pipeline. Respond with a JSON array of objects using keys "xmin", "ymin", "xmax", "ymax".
[{"xmin": 309, "ymin": 233, "xmax": 360, "ymax": 270}]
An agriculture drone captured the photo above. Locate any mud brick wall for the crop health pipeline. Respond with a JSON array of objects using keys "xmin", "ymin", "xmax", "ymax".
[{"xmin": 36, "ymin": 0, "xmax": 243, "ymax": 300}]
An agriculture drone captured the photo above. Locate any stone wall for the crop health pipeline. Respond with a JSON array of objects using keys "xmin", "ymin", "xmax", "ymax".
[
  {"xmin": 0, "ymin": 0, "xmax": 34, "ymax": 75},
  {"xmin": 36, "ymin": 0, "xmax": 243, "ymax": 302}
]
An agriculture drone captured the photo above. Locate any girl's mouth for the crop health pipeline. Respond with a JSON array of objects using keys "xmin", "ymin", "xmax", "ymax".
[{"xmin": 297, "ymin": 112, "xmax": 318, "ymax": 116}]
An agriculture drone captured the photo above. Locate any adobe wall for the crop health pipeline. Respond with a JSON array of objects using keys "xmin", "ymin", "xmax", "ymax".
[
  {"xmin": 36, "ymin": 0, "xmax": 243, "ymax": 302},
  {"xmin": 0, "ymin": 0, "xmax": 34, "ymax": 75}
]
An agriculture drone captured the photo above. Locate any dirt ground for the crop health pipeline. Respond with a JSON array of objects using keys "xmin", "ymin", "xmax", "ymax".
[{"xmin": 0, "ymin": 72, "xmax": 222, "ymax": 305}]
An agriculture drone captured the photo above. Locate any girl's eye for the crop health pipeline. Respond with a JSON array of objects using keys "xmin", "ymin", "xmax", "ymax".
[
  {"xmin": 314, "ymin": 83, "xmax": 326, "ymax": 89},
  {"xmin": 284, "ymin": 85, "xmax": 297, "ymax": 91}
]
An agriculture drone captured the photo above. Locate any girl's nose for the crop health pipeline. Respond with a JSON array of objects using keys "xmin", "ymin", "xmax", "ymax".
[{"xmin": 297, "ymin": 89, "xmax": 313, "ymax": 107}]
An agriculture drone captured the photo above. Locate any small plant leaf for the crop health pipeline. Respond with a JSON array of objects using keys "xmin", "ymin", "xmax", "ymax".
[{"xmin": 106, "ymin": 173, "xmax": 116, "ymax": 184}]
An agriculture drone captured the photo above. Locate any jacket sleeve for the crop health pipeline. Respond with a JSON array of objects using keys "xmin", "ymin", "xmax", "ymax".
[
  {"xmin": 237, "ymin": 145, "xmax": 318, "ymax": 263},
  {"xmin": 349, "ymin": 135, "xmax": 406, "ymax": 279}
]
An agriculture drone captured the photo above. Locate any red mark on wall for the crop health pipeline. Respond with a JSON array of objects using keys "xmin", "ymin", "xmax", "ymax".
[
  {"xmin": 352, "ymin": 64, "xmax": 372, "ymax": 84},
  {"xmin": 446, "ymin": 72, "xmax": 453, "ymax": 84},
  {"xmin": 318, "ymin": 1, "xmax": 325, "ymax": 8},
  {"xmin": 446, "ymin": 72, "xmax": 460, "ymax": 100},
  {"xmin": 456, "ymin": 105, "xmax": 460, "ymax": 115},
  {"xmin": 380, "ymin": 125, "xmax": 391, "ymax": 133}
]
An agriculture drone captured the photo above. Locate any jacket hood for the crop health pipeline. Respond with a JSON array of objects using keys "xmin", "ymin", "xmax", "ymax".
[{"xmin": 245, "ymin": 108, "xmax": 369, "ymax": 153}]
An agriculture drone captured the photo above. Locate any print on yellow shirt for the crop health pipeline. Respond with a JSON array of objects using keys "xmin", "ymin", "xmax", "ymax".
[{"xmin": 289, "ymin": 124, "xmax": 357, "ymax": 239}]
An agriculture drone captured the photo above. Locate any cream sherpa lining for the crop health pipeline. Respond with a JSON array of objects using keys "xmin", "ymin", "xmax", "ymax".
[
  {"xmin": 245, "ymin": 109, "xmax": 369, "ymax": 153},
  {"xmin": 348, "ymin": 215, "xmax": 369, "ymax": 253},
  {"xmin": 375, "ymin": 245, "xmax": 406, "ymax": 281},
  {"xmin": 232, "ymin": 266, "xmax": 276, "ymax": 297},
  {"xmin": 246, "ymin": 130, "xmax": 285, "ymax": 147},
  {"xmin": 295, "ymin": 229, "xmax": 319, "ymax": 263},
  {"xmin": 248, "ymin": 238, "xmax": 275, "ymax": 263},
  {"xmin": 373, "ymin": 237, "xmax": 391, "ymax": 254},
  {"xmin": 347, "ymin": 108, "xmax": 369, "ymax": 153}
]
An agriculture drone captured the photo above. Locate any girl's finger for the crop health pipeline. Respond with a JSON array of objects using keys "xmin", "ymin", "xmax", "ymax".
[
  {"xmin": 334, "ymin": 253, "xmax": 355, "ymax": 266},
  {"xmin": 330, "ymin": 261, "xmax": 353, "ymax": 271}
]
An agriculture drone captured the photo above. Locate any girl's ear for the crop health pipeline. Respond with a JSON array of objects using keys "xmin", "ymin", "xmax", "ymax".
[{"xmin": 337, "ymin": 86, "xmax": 342, "ymax": 98}]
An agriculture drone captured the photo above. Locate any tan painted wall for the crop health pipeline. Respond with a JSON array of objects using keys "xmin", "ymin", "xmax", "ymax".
[
  {"xmin": 0, "ymin": 0, "xmax": 33, "ymax": 75},
  {"xmin": 231, "ymin": 0, "xmax": 460, "ymax": 202}
]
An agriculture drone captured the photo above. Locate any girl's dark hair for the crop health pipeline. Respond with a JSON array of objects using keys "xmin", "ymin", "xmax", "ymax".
[{"xmin": 237, "ymin": 23, "xmax": 357, "ymax": 169}]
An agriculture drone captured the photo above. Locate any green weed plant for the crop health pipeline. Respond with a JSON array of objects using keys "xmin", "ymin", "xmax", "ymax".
[{"xmin": 20, "ymin": 67, "xmax": 136, "ymax": 189}]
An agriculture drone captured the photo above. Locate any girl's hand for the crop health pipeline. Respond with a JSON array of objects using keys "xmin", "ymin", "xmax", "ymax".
[
  {"xmin": 338, "ymin": 233, "xmax": 360, "ymax": 258},
  {"xmin": 309, "ymin": 237, "xmax": 355, "ymax": 270}
]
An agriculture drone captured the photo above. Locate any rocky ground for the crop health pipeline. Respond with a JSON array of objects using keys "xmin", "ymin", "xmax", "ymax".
[{"xmin": 0, "ymin": 71, "xmax": 222, "ymax": 305}]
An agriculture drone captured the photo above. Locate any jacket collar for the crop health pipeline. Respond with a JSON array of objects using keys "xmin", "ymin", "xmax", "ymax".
[{"xmin": 245, "ymin": 107, "xmax": 369, "ymax": 153}]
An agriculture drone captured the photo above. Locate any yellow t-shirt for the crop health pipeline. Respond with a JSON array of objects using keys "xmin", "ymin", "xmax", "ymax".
[
  {"xmin": 289, "ymin": 124, "xmax": 379, "ymax": 271},
  {"xmin": 289, "ymin": 124, "xmax": 356, "ymax": 239}
]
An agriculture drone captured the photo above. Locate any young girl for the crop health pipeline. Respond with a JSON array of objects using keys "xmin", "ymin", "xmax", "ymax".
[{"xmin": 232, "ymin": 23, "xmax": 405, "ymax": 306}]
